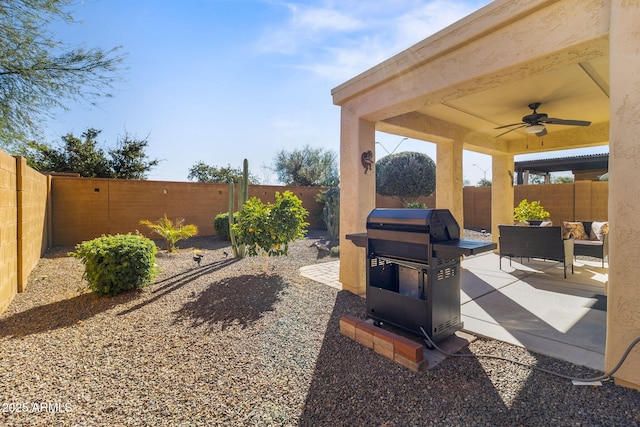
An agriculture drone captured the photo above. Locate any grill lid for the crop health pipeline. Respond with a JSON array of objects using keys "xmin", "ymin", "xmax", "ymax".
[{"xmin": 366, "ymin": 208, "xmax": 460, "ymax": 241}]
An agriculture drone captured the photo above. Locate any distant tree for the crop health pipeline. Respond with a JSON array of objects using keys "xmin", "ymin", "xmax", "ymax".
[
  {"xmin": 477, "ymin": 178, "xmax": 492, "ymax": 187},
  {"xmin": 26, "ymin": 128, "xmax": 158, "ymax": 179},
  {"xmin": 27, "ymin": 128, "xmax": 111, "ymax": 177},
  {"xmin": 187, "ymin": 162, "xmax": 259, "ymax": 184},
  {"xmin": 108, "ymin": 133, "xmax": 159, "ymax": 179},
  {"xmin": 552, "ymin": 176, "xmax": 574, "ymax": 184},
  {"xmin": 528, "ymin": 175, "xmax": 545, "ymax": 184},
  {"xmin": 376, "ymin": 151, "xmax": 436, "ymax": 206},
  {"xmin": 274, "ymin": 145, "xmax": 338, "ymax": 186},
  {"xmin": 0, "ymin": 0, "xmax": 125, "ymax": 151}
]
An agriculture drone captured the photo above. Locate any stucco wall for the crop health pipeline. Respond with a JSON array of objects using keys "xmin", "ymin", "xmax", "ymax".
[{"xmin": 50, "ymin": 177, "xmax": 327, "ymax": 246}]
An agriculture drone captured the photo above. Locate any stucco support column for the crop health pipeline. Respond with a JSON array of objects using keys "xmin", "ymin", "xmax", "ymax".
[
  {"xmin": 435, "ymin": 139, "xmax": 463, "ymax": 229},
  {"xmin": 491, "ymin": 154, "xmax": 514, "ymax": 243},
  {"xmin": 606, "ymin": 0, "xmax": 640, "ymax": 390},
  {"xmin": 339, "ymin": 114, "xmax": 376, "ymax": 295}
]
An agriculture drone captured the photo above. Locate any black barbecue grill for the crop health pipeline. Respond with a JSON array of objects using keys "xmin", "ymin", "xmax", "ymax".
[{"xmin": 347, "ymin": 208, "xmax": 496, "ymax": 342}]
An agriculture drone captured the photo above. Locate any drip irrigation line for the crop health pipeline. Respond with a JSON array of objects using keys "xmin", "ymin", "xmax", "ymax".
[{"xmin": 420, "ymin": 327, "xmax": 640, "ymax": 383}]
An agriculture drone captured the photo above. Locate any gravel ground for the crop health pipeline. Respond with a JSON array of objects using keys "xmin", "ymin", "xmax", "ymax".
[{"xmin": 1, "ymin": 230, "xmax": 639, "ymax": 426}]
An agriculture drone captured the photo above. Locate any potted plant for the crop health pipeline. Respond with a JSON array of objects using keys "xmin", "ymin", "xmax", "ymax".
[{"xmin": 513, "ymin": 199, "xmax": 550, "ymax": 226}]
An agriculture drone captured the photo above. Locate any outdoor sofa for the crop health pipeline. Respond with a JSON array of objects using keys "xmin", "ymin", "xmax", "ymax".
[{"xmin": 498, "ymin": 224, "xmax": 574, "ymax": 278}]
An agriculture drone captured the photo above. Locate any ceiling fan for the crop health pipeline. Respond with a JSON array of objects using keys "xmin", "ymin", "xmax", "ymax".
[{"xmin": 494, "ymin": 102, "xmax": 591, "ymax": 138}]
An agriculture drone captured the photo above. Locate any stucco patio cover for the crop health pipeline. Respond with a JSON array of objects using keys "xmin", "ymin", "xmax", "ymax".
[{"xmin": 332, "ymin": 0, "xmax": 640, "ymax": 390}]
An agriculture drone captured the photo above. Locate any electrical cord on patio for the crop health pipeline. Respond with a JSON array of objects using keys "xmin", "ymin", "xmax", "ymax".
[{"xmin": 419, "ymin": 327, "xmax": 640, "ymax": 383}]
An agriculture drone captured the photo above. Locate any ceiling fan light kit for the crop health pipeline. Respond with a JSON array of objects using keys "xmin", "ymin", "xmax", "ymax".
[{"xmin": 525, "ymin": 124, "xmax": 545, "ymax": 134}]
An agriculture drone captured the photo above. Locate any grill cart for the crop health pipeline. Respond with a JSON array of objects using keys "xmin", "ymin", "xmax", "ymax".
[{"xmin": 347, "ymin": 208, "xmax": 496, "ymax": 343}]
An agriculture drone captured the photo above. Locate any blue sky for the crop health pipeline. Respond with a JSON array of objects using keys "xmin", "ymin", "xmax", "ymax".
[{"xmin": 47, "ymin": 0, "xmax": 607, "ymax": 185}]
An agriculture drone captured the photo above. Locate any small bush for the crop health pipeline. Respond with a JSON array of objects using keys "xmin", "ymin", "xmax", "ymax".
[
  {"xmin": 70, "ymin": 233, "xmax": 158, "ymax": 295},
  {"xmin": 140, "ymin": 215, "xmax": 198, "ymax": 252},
  {"xmin": 513, "ymin": 199, "xmax": 550, "ymax": 222},
  {"xmin": 233, "ymin": 190, "xmax": 309, "ymax": 257},
  {"xmin": 214, "ymin": 212, "xmax": 238, "ymax": 240},
  {"xmin": 405, "ymin": 202, "xmax": 427, "ymax": 209},
  {"xmin": 330, "ymin": 246, "xmax": 340, "ymax": 257}
]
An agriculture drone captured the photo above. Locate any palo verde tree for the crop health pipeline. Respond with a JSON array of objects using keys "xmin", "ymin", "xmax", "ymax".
[
  {"xmin": 0, "ymin": 0, "xmax": 125, "ymax": 151},
  {"xmin": 26, "ymin": 128, "xmax": 159, "ymax": 179},
  {"xmin": 376, "ymin": 151, "xmax": 436, "ymax": 206},
  {"xmin": 274, "ymin": 145, "xmax": 338, "ymax": 186}
]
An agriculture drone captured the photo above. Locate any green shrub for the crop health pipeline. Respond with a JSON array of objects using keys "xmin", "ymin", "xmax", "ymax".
[
  {"xmin": 513, "ymin": 199, "xmax": 550, "ymax": 223},
  {"xmin": 405, "ymin": 202, "xmax": 427, "ymax": 209},
  {"xmin": 214, "ymin": 212, "xmax": 238, "ymax": 240},
  {"xmin": 140, "ymin": 215, "xmax": 198, "ymax": 252},
  {"xmin": 376, "ymin": 151, "xmax": 436, "ymax": 206},
  {"xmin": 70, "ymin": 233, "xmax": 158, "ymax": 295},
  {"xmin": 233, "ymin": 190, "xmax": 309, "ymax": 257},
  {"xmin": 330, "ymin": 246, "xmax": 340, "ymax": 257}
]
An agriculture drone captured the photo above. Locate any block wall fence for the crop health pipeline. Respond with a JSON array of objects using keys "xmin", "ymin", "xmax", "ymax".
[
  {"xmin": 0, "ymin": 150, "xmax": 608, "ymax": 316},
  {"xmin": 463, "ymin": 181, "xmax": 609, "ymax": 230},
  {"xmin": 50, "ymin": 177, "xmax": 331, "ymax": 246},
  {"xmin": 0, "ymin": 154, "xmax": 49, "ymax": 314}
]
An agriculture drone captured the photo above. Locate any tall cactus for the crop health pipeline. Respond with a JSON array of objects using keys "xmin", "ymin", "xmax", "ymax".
[
  {"xmin": 228, "ymin": 181, "xmax": 238, "ymax": 257},
  {"xmin": 322, "ymin": 187, "xmax": 340, "ymax": 238},
  {"xmin": 228, "ymin": 159, "xmax": 249, "ymax": 258}
]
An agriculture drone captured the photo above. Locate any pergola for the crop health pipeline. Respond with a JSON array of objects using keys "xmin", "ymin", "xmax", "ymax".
[
  {"xmin": 515, "ymin": 153, "xmax": 609, "ymax": 183},
  {"xmin": 332, "ymin": 0, "xmax": 639, "ymax": 389}
]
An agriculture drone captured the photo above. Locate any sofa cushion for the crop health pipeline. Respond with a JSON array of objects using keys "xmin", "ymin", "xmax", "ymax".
[
  {"xmin": 563, "ymin": 221, "xmax": 589, "ymax": 240},
  {"xmin": 590, "ymin": 221, "xmax": 609, "ymax": 241}
]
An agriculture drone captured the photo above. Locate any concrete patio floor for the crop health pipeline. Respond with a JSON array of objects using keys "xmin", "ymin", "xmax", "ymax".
[{"xmin": 300, "ymin": 254, "xmax": 607, "ymax": 372}]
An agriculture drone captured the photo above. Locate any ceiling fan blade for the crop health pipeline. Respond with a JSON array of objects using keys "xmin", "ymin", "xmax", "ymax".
[
  {"xmin": 541, "ymin": 118, "xmax": 591, "ymax": 126},
  {"xmin": 535, "ymin": 127, "xmax": 548, "ymax": 137},
  {"xmin": 494, "ymin": 122, "xmax": 525, "ymax": 130},
  {"xmin": 495, "ymin": 124, "xmax": 527, "ymax": 138}
]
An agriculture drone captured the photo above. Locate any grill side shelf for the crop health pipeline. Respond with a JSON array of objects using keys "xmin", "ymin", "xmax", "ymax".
[
  {"xmin": 432, "ymin": 239, "xmax": 497, "ymax": 258},
  {"xmin": 345, "ymin": 232, "xmax": 367, "ymax": 248}
]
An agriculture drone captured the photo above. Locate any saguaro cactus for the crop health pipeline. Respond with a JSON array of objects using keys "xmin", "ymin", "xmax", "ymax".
[{"xmin": 228, "ymin": 159, "xmax": 249, "ymax": 258}]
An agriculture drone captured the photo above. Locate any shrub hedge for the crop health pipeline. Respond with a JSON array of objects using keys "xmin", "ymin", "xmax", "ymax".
[
  {"xmin": 70, "ymin": 233, "xmax": 158, "ymax": 295},
  {"xmin": 213, "ymin": 212, "xmax": 238, "ymax": 240}
]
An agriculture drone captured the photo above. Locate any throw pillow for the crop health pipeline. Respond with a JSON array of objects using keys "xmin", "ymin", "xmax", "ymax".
[
  {"xmin": 563, "ymin": 221, "xmax": 589, "ymax": 240},
  {"xmin": 590, "ymin": 221, "xmax": 609, "ymax": 241}
]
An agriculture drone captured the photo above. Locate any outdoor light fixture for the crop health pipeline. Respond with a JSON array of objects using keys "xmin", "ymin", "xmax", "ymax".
[{"xmin": 524, "ymin": 124, "xmax": 545, "ymax": 134}]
